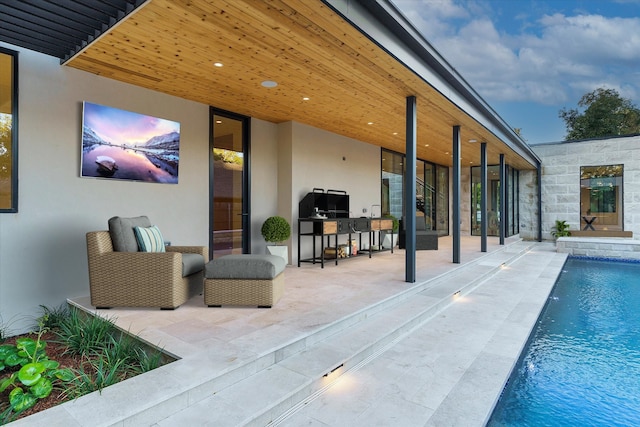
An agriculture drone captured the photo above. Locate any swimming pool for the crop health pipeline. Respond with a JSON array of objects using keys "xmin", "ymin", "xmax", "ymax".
[{"xmin": 487, "ymin": 257, "xmax": 640, "ymax": 426}]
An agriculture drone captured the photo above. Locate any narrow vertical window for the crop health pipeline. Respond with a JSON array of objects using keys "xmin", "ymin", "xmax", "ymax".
[{"xmin": 0, "ymin": 47, "xmax": 17, "ymax": 213}]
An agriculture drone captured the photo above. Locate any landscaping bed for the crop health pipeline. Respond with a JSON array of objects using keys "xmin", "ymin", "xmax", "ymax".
[{"xmin": 0, "ymin": 306, "xmax": 173, "ymax": 424}]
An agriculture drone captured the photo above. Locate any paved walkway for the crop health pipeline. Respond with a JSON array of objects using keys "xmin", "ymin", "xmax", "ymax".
[
  {"xmin": 14, "ymin": 237, "xmax": 567, "ymax": 426},
  {"xmin": 276, "ymin": 242, "xmax": 566, "ymax": 426}
]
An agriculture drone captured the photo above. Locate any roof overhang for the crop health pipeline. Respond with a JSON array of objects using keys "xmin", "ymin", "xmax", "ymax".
[{"xmin": 1, "ymin": 0, "xmax": 540, "ymax": 170}]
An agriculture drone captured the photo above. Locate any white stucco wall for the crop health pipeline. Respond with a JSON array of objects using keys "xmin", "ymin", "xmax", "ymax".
[
  {"xmin": 249, "ymin": 118, "xmax": 279, "ymax": 254},
  {"xmin": 288, "ymin": 122, "xmax": 381, "ymax": 263},
  {"xmin": 532, "ymin": 135, "xmax": 640, "ymax": 240},
  {"xmin": 0, "ymin": 44, "xmax": 211, "ymax": 334}
]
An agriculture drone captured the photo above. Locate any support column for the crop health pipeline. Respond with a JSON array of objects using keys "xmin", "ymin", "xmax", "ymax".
[
  {"xmin": 537, "ymin": 162, "xmax": 542, "ymax": 242},
  {"xmin": 480, "ymin": 142, "xmax": 487, "ymax": 252},
  {"xmin": 405, "ymin": 96, "xmax": 417, "ymax": 282},
  {"xmin": 452, "ymin": 125, "xmax": 461, "ymax": 264},
  {"xmin": 499, "ymin": 153, "xmax": 506, "ymax": 245}
]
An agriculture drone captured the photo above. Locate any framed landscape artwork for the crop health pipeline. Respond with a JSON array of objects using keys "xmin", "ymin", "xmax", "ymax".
[{"xmin": 81, "ymin": 102, "xmax": 180, "ymax": 184}]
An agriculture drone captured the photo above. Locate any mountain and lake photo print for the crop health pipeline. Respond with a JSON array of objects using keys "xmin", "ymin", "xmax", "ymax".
[{"xmin": 81, "ymin": 102, "xmax": 180, "ymax": 184}]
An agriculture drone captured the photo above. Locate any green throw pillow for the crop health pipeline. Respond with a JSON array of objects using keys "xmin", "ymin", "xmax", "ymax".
[{"xmin": 133, "ymin": 225, "xmax": 166, "ymax": 253}]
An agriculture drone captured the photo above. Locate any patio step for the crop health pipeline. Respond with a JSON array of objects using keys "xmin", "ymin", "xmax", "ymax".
[
  {"xmin": 15, "ymin": 240, "xmax": 537, "ymax": 426},
  {"xmin": 154, "ymin": 240, "xmax": 538, "ymax": 426}
]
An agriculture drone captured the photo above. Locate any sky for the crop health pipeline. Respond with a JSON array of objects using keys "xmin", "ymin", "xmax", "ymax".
[
  {"xmin": 83, "ymin": 102, "xmax": 180, "ymax": 145},
  {"xmin": 391, "ymin": 0, "xmax": 640, "ymax": 144}
]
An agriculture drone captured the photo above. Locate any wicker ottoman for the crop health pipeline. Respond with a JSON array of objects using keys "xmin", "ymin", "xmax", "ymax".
[{"xmin": 204, "ymin": 254, "xmax": 286, "ymax": 308}]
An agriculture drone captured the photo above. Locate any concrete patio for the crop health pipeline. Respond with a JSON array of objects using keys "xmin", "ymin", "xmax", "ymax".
[{"xmin": 12, "ymin": 236, "xmax": 567, "ymax": 426}]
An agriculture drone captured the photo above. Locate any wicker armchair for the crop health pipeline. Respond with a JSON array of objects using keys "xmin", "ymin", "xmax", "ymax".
[{"xmin": 86, "ymin": 230, "xmax": 207, "ymax": 309}]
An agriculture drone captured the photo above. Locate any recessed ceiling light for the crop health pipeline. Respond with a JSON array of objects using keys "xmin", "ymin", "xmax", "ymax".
[
  {"xmin": 213, "ymin": 62, "xmax": 223, "ymax": 67},
  {"xmin": 261, "ymin": 80, "xmax": 278, "ymax": 88},
  {"xmin": 425, "ymin": 144, "xmax": 429, "ymax": 147},
  {"xmin": 302, "ymin": 97, "xmax": 310, "ymax": 101},
  {"xmin": 367, "ymin": 122, "xmax": 374, "ymax": 125},
  {"xmin": 216, "ymin": 120, "xmax": 222, "ymax": 124},
  {"xmin": 393, "ymin": 132, "xmax": 398, "ymax": 135}
]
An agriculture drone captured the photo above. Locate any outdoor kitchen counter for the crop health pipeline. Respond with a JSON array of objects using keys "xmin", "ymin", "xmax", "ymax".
[{"xmin": 297, "ymin": 217, "xmax": 394, "ymax": 268}]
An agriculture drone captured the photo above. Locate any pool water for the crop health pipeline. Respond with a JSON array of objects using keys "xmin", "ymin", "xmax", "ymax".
[{"xmin": 487, "ymin": 257, "xmax": 640, "ymax": 426}]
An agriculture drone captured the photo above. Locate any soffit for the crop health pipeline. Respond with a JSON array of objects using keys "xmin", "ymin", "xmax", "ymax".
[
  {"xmin": 0, "ymin": 0, "xmax": 144, "ymax": 61},
  {"xmin": 6, "ymin": 0, "xmax": 536, "ymax": 170}
]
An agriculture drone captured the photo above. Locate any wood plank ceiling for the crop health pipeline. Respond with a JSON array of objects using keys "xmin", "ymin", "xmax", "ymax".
[{"xmin": 64, "ymin": 0, "xmax": 536, "ymax": 170}]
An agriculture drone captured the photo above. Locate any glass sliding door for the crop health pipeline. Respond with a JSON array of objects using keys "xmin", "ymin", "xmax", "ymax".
[
  {"xmin": 423, "ymin": 163, "xmax": 436, "ymax": 230},
  {"xmin": 471, "ymin": 171, "xmax": 482, "ymax": 235},
  {"xmin": 435, "ymin": 165, "xmax": 449, "ymax": 236},
  {"xmin": 471, "ymin": 165, "xmax": 520, "ymax": 237},
  {"xmin": 416, "ymin": 159, "xmax": 425, "ymax": 217},
  {"xmin": 471, "ymin": 165, "xmax": 500, "ymax": 236},
  {"xmin": 210, "ymin": 109, "xmax": 250, "ymax": 259},
  {"xmin": 508, "ymin": 167, "xmax": 519, "ymax": 236},
  {"xmin": 381, "ymin": 150, "xmax": 404, "ymax": 219},
  {"xmin": 381, "ymin": 149, "xmax": 448, "ymax": 235}
]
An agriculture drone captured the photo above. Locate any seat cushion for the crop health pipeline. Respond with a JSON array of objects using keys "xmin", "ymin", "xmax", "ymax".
[
  {"xmin": 182, "ymin": 253, "xmax": 205, "ymax": 277},
  {"xmin": 108, "ymin": 216, "xmax": 152, "ymax": 252},
  {"xmin": 205, "ymin": 254, "xmax": 285, "ymax": 280}
]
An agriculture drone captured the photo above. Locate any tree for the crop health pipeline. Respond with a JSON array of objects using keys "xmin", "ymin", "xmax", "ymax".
[{"xmin": 559, "ymin": 88, "xmax": 640, "ymax": 140}]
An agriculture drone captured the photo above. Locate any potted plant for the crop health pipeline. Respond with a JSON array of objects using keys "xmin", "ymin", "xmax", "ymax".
[
  {"xmin": 261, "ymin": 216, "xmax": 291, "ymax": 263},
  {"xmin": 381, "ymin": 214, "xmax": 399, "ymax": 249},
  {"xmin": 551, "ymin": 219, "xmax": 571, "ymax": 240}
]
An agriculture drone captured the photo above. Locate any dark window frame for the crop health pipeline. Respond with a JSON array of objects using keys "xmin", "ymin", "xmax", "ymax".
[
  {"xmin": 580, "ymin": 164, "xmax": 624, "ymax": 231},
  {"xmin": 0, "ymin": 47, "xmax": 18, "ymax": 213},
  {"xmin": 209, "ymin": 106, "xmax": 251, "ymax": 259}
]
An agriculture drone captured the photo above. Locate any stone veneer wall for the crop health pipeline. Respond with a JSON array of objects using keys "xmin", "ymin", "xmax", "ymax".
[
  {"xmin": 532, "ymin": 135, "xmax": 640, "ymax": 241},
  {"xmin": 518, "ymin": 169, "xmax": 539, "ymax": 241},
  {"xmin": 556, "ymin": 237, "xmax": 640, "ymax": 260}
]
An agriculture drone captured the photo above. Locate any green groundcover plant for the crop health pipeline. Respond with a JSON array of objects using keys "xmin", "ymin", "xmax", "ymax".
[
  {"xmin": 551, "ymin": 219, "xmax": 571, "ymax": 239},
  {"xmin": 0, "ymin": 306, "xmax": 172, "ymax": 424}
]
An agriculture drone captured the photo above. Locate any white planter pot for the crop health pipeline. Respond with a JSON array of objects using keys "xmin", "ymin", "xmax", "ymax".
[
  {"xmin": 267, "ymin": 245, "xmax": 288, "ymax": 264},
  {"xmin": 381, "ymin": 233, "xmax": 398, "ymax": 249}
]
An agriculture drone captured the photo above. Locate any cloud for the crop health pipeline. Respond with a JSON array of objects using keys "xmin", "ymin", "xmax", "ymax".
[
  {"xmin": 393, "ymin": 0, "xmax": 469, "ymax": 39},
  {"xmin": 391, "ymin": 0, "xmax": 640, "ymax": 106}
]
